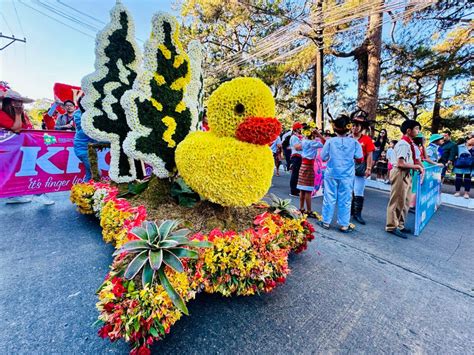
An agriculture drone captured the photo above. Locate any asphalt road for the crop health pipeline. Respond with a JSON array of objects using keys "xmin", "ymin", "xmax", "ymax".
[{"xmin": 1, "ymin": 174, "xmax": 473, "ymax": 354}]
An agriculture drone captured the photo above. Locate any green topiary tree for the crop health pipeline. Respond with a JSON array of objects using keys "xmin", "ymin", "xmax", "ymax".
[
  {"xmin": 122, "ymin": 13, "xmax": 202, "ymax": 178},
  {"xmin": 81, "ymin": 0, "xmax": 140, "ymax": 183}
]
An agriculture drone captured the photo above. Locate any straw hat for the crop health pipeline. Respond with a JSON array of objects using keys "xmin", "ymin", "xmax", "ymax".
[{"xmin": 0, "ymin": 89, "xmax": 34, "ymax": 103}]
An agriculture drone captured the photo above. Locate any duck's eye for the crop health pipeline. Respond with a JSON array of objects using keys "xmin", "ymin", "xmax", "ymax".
[{"xmin": 234, "ymin": 103, "xmax": 245, "ymax": 115}]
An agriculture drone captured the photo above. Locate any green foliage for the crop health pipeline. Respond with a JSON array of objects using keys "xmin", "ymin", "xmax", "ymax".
[
  {"xmin": 114, "ymin": 220, "xmax": 212, "ymax": 315},
  {"xmin": 264, "ymin": 193, "xmax": 300, "ymax": 219},
  {"xmin": 170, "ymin": 178, "xmax": 200, "ymax": 207}
]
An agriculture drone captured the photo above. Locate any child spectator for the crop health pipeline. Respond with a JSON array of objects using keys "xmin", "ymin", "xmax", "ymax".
[
  {"xmin": 374, "ymin": 151, "xmax": 389, "ymax": 182},
  {"xmin": 270, "ymin": 135, "xmax": 283, "ymax": 176},
  {"xmin": 318, "ymin": 114, "xmax": 363, "ymax": 233},
  {"xmin": 385, "ymin": 120, "xmax": 424, "ymax": 239},
  {"xmin": 386, "ymin": 139, "xmax": 398, "ymax": 179},
  {"xmin": 297, "ymin": 129, "xmax": 325, "ymax": 218}
]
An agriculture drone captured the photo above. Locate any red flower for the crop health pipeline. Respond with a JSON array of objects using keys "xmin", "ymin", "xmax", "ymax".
[
  {"xmin": 131, "ymin": 345, "xmax": 151, "ymax": 355},
  {"xmin": 98, "ymin": 324, "xmax": 113, "ymax": 339},
  {"xmin": 103, "ymin": 302, "xmax": 115, "ymax": 312},
  {"xmin": 111, "ymin": 278, "xmax": 126, "ymax": 298},
  {"xmin": 235, "ymin": 117, "xmax": 281, "ymax": 145}
]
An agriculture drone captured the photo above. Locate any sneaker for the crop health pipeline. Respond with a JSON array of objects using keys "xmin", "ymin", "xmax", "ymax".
[
  {"xmin": 400, "ymin": 227, "xmax": 412, "ymax": 234},
  {"xmin": 454, "ymin": 192, "xmax": 461, "ymax": 197},
  {"xmin": 464, "ymin": 193, "xmax": 470, "ymax": 199},
  {"xmin": 289, "ymin": 193, "xmax": 299, "ymax": 197},
  {"xmin": 384, "ymin": 179, "xmax": 390, "ymax": 184},
  {"xmin": 5, "ymin": 196, "xmax": 32, "ymax": 204},
  {"xmin": 387, "ymin": 228, "xmax": 407, "ymax": 239},
  {"xmin": 34, "ymin": 194, "xmax": 55, "ymax": 205}
]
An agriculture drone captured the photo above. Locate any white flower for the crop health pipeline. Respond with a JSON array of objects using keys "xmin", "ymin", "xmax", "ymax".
[{"xmin": 184, "ymin": 40, "xmax": 204, "ymax": 131}]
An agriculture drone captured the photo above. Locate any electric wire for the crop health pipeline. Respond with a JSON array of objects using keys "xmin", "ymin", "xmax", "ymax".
[
  {"xmin": 56, "ymin": 0, "xmax": 106, "ymax": 25},
  {"xmin": 210, "ymin": 0, "xmax": 435, "ymax": 75},
  {"xmin": 12, "ymin": 0, "xmax": 26, "ymax": 37},
  {"xmin": 18, "ymin": 0, "xmax": 95, "ymax": 39},
  {"xmin": 0, "ymin": 12, "xmax": 14, "ymax": 34}
]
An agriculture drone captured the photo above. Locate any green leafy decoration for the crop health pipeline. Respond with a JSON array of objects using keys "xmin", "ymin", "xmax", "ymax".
[{"xmin": 114, "ymin": 219, "xmax": 212, "ymax": 315}]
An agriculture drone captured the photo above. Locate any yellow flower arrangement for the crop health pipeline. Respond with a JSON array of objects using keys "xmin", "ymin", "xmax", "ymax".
[
  {"xmin": 100, "ymin": 200, "xmax": 133, "ymax": 246},
  {"xmin": 70, "ymin": 183, "xmax": 96, "ymax": 214},
  {"xmin": 207, "ymin": 77, "xmax": 276, "ymax": 138},
  {"xmin": 175, "ymin": 131, "xmax": 274, "ymax": 206}
]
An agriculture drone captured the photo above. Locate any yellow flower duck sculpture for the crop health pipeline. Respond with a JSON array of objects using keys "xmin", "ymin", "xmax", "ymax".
[{"xmin": 175, "ymin": 77, "xmax": 282, "ymax": 207}]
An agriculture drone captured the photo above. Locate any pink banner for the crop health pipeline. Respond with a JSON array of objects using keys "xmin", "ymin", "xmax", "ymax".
[{"xmin": 0, "ymin": 129, "xmax": 111, "ymax": 198}]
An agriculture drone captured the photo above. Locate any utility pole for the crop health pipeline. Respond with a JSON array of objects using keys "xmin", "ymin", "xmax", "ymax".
[
  {"xmin": 0, "ymin": 33, "xmax": 26, "ymax": 51},
  {"xmin": 314, "ymin": 0, "xmax": 324, "ymax": 130}
]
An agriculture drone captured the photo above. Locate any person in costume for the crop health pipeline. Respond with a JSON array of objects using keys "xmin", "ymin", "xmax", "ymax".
[
  {"xmin": 385, "ymin": 120, "xmax": 424, "ymax": 239},
  {"xmin": 297, "ymin": 128, "xmax": 325, "ymax": 218},
  {"xmin": 319, "ymin": 113, "xmax": 363, "ymax": 233},
  {"xmin": 350, "ymin": 109, "xmax": 375, "ymax": 225},
  {"xmin": 289, "ymin": 122, "xmax": 303, "ymax": 197}
]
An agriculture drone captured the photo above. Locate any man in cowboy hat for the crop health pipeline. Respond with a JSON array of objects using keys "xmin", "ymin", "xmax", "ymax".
[{"xmin": 0, "ymin": 90, "xmax": 34, "ymax": 132}]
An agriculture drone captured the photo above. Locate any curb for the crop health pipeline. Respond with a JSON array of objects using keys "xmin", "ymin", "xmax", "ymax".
[{"xmin": 365, "ymin": 179, "xmax": 474, "ymax": 210}]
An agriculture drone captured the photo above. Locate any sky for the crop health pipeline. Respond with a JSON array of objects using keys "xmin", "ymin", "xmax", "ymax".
[{"xmin": 0, "ymin": 0, "xmax": 177, "ymax": 100}]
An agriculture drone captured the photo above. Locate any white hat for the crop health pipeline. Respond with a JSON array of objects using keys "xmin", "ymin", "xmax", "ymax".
[{"xmin": 0, "ymin": 89, "xmax": 34, "ymax": 103}]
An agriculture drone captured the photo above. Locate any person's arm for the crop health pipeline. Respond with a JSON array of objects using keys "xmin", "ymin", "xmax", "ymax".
[
  {"xmin": 448, "ymin": 142, "xmax": 457, "ymax": 164},
  {"xmin": 365, "ymin": 151, "xmax": 373, "ymax": 177},
  {"xmin": 313, "ymin": 129, "xmax": 326, "ymax": 144},
  {"xmin": 397, "ymin": 157, "xmax": 424, "ymax": 173},
  {"xmin": 10, "ymin": 112, "xmax": 23, "ymax": 132}
]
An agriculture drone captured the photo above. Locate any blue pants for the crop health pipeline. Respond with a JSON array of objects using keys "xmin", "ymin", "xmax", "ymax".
[
  {"xmin": 74, "ymin": 149, "xmax": 92, "ymax": 182},
  {"xmin": 322, "ymin": 175, "xmax": 354, "ymax": 227},
  {"xmin": 353, "ymin": 175, "xmax": 366, "ymax": 197}
]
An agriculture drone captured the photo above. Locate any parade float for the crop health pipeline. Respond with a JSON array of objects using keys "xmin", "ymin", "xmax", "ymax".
[{"xmin": 70, "ymin": 2, "xmax": 316, "ymax": 353}]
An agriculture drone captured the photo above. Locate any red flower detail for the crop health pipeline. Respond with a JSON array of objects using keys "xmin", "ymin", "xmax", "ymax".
[
  {"xmin": 98, "ymin": 324, "xmax": 113, "ymax": 339},
  {"xmin": 103, "ymin": 302, "xmax": 115, "ymax": 312},
  {"xmin": 235, "ymin": 117, "xmax": 282, "ymax": 145}
]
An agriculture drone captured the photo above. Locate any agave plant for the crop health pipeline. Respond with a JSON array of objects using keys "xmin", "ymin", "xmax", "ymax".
[
  {"xmin": 113, "ymin": 219, "xmax": 212, "ymax": 315},
  {"xmin": 264, "ymin": 193, "xmax": 301, "ymax": 219}
]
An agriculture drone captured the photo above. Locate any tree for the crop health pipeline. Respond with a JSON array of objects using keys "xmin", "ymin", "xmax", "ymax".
[
  {"xmin": 81, "ymin": 1, "xmax": 141, "ymax": 183},
  {"xmin": 122, "ymin": 13, "xmax": 202, "ymax": 178}
]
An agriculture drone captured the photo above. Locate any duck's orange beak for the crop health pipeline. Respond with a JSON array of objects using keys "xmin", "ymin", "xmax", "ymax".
[{"xmin": 235, "ymin": 117, "xmax": 282, "ymax": 145}]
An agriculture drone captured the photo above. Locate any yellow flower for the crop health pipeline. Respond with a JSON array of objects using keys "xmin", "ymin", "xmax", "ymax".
[{"xmin": 207, "ymin": 77, "xmax": 276, "ymax": 138}]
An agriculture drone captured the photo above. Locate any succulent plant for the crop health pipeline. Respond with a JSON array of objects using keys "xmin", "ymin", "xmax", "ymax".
[
  {"xmin": 113, "ymin": 220, "xmax": 211, "ymax": 315},
  {"xmin": 264, "ymin": 193, "xmax": 301, "ymax": 219}
]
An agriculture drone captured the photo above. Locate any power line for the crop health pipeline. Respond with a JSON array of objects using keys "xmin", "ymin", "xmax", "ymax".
[
  {"xmin": 56, "ymin": 0, "xmax": 106, "ymax": 25},
  {"xmin": 0, "ymin": 12, "xmax": 14, "ymax": 34},
  {"xmin": 12, "ymin": 0, "xmax": 26, "ymax": 37},
  {"xmin": 18, "ymin": 0, "xmax": 95, "ymax": 39}
]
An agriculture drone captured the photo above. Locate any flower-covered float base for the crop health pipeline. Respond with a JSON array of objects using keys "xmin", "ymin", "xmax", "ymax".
[{"xmin": 71, "ymin": 181, "xmax": 315, "ymax": 353}]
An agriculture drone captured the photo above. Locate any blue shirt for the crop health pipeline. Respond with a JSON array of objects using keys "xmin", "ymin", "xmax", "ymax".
[
  {"xmin": 426, "ymin": 143, "xmax": 440, "ymax": 162},
  {"xmin": 73, "ymin": 110, "xmax": 96, "ymax": 152},
  {"xmin": 270, "ymin": 136, "xmax": 282, "ymax": 153},
  {"xmin": 321, "ymin": 136, "xmax": 363, "ymax": 178},
  {"xmin": 290, "ymin": 134, "xmax": 302, "ymax": 156},
  {"xmin": 301, "ymin": 139, "xmax": 323, "ymax": 159}
]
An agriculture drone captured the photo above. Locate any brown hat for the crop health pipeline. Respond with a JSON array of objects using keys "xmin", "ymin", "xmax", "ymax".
[{"xmin": 0, "ymin": 89, "xmax": 34, "ymax": 104}]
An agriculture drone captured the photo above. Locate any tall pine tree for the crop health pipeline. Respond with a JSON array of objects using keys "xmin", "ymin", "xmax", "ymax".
[{"xmin": 81, "ymin": 0, "xmax": 140, "ymax": 183}]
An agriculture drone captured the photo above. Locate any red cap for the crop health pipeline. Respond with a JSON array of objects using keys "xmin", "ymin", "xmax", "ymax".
[{"xmin": 292, "ymin": 122, "xmax": 303, "ymax": 130}]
